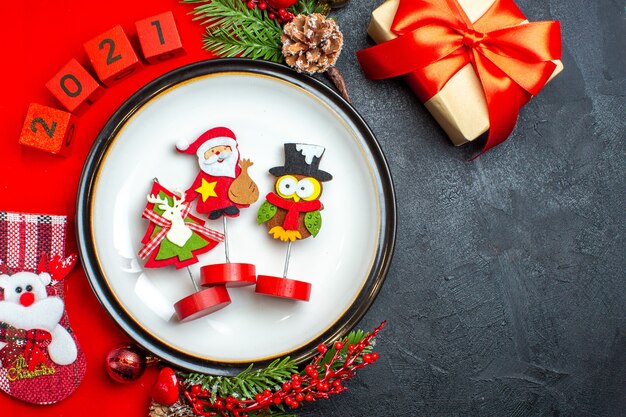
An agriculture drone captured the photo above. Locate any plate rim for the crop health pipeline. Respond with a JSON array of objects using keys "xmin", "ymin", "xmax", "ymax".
[{"xmin": 76, "ymin": 58, "xmax": 396, "ymax": 376}]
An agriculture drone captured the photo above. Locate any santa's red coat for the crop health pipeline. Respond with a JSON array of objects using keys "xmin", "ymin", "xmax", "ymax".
[{"xmin": 185, "ymin": 166, "xmax": 242, "ymax": 214}]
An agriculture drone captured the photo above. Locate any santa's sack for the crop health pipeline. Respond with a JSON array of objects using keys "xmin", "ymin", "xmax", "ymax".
[{"xmin": 228, "ymin": 159, "xmax": 259, "ymax": 205}]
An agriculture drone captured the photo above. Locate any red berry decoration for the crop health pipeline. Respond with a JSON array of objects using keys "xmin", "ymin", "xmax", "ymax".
[
  {"xmin": 266, "ymin": 0, "xmax": 297, "ymax": 8},
  {"xmin": 152, "ymin": 367, "xmax": 180, "ymax": 406},
  {"xmin": 181, "ymin": 323, "xmax": 387, "ymax": 417}
]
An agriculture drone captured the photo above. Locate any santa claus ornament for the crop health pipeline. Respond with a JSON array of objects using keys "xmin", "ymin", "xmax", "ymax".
[
  {"xmin": 0, "ymin": 212, "xmax": 86, "ymax": 405},
  {"xmin": 139, "ymin": 181, "xmax": 230, "ymax": 322},
  {"xmin": 176, "ymin": 127, "xmax": 260, "ymax": 288},
  {"xmin": 256, "ymin": 143, "xmax": 332, "ymax": 301}
]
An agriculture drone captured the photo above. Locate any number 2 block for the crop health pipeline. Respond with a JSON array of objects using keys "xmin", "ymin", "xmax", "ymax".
[
  {"xmin": 19, "ymin": 104, "xmax": 77, "ymax": 157},
  {"xmin": 46, "ymin": 58, "xmax": 104, "ymax": 113},
  {"xmin": 136, "ymin": 11, "xmax": 185, "ymax": 64},
  {"xmin": 84, "ymin": 25, "xmax": 142, "ymax": 87}
]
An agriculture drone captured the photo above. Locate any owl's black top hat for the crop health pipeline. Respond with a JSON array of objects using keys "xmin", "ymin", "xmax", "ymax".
[{"xmin": 269, "ymin": 143, "xmax": 333, "ymax": 182}]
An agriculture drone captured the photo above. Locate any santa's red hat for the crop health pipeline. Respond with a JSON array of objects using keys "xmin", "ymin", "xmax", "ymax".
[{"xmin": 176, "ymin": 127, "xmax": 238, "ymax": 156}]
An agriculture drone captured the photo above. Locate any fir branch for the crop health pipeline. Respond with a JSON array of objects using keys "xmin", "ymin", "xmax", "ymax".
[
  {"xmin": 318, "ymin": 328, "xmax": 374, "ymax": 371},
  {"xmin": 184, "ymin": 356, "xmax": 298, "ymax": 403},
  {"xmin": 289, "ymin": 0, "xmax": 331, "ymax": 16},
  {"xmin": 185, "ymin": 0, "xmax": 280, "ymax": 34},
  {"xmin": 182, "ymin": 0, "xmax": 283, "ymax": 62},
  {"xmin": 183, "ymin": 323, "xmax": 386, "ymax": 417},
  {"xmin": 204, "ymin": 25, "xmax": 283, "ymax": 62}
]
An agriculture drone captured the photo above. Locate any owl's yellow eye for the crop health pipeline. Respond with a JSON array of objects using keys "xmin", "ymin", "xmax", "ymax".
[
  {"xmin": 276, "ymin": 175, "xmax": 298, "ymax": 199},
  {"xmin": 296, "ymin": 178, "xmax": 321, "ymax": 201}
]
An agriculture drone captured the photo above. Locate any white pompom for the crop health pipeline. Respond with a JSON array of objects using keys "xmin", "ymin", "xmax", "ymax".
[{"xmin": 176, "ymin": 139, "xmax": 189, "ymax": 151}]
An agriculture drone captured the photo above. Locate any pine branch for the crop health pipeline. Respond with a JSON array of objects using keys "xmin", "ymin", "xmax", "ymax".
[
  {"xmin": 186, "ymin": 0, "xmax": 280, "ymax": 34},
  {"xmin": 204, "ymin": 25, "xmax": 283, "ymax": 62},
  {"xmin": 319, "ymin": 328, "xmax": 374, "ymax": 371},
  {"xmin": 184, "ymin": 356, "xmax": 298, "ymax": 403},
  {"xmin": 289, "ymin": 0, "xmax": 331, "ymax": 15},
  {"xmin": 183, "ymin": 0, "xmax": 283, "ymax": 62},
  {"xmin": 183, "ymin": 323, "xmax": 386, "ymax": 417}
]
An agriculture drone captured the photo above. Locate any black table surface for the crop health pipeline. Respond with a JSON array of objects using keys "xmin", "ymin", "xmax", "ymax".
[{"xmin": 303, "ymin": 1, "xmax": 625, "ymax": 416}]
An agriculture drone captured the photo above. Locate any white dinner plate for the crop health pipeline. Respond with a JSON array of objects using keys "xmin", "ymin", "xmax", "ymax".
[{"xmin": 77, "ymin": 59, "xmax": 395, "ymax": 375}]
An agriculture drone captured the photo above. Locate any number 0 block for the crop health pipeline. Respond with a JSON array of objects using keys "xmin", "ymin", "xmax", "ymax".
[
  {"xmin": 46, "ymin": 59, "xmax": 103, "ymax": 113},
  {"xmin": 136, "ymin": 11, "xmax": 185, "ymax": 64},
  {"xmin": 84, "ymin": 25, "xmax": 142, "ymax": 87},
  {"xmin": 19, "ymin": 104, "xmax": 77, "ymax": 157}
]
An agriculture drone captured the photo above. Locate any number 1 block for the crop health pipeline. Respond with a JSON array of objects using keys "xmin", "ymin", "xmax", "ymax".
[
  {"xmin": 19, "ymin": 104, "xmax": 77, "ymax": 157},
  {"xmin": 46, "ymin": 58, "xmax": 104, "ymax": 113},
  {"xmin": 136, "ymin": 11, "xmax": 185, "ymax": 64},
  {"xmin": 84, "ymin": 25, "xmax": 142, "ymax": 87}
]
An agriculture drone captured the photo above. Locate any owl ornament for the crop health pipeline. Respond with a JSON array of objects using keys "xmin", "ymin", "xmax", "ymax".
[{"xmin": 255, "ymin": 143, "xmax": 333, "ymax": 301}]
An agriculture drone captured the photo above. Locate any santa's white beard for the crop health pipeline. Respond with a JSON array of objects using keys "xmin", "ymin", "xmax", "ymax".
[{"xmin": 199, "ymin": 150, "xmax": 238, "ymax": 178}]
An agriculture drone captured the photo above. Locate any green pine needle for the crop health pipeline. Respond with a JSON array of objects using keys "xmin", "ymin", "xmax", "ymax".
[
  {"xmin": 182, "ymin": 0, "xmax": 283, "ymax": 62},
  {"xmin": 204, "ymin": 25, "xmax": 283, "ymax": 62},
  {"xmin": 319, "ymin": 328, "xmax": 375, "ymax": 371},
  {"xmin": 185, "ymin": 356, "xmax": 299, "ymax": 402},
  {"xmin": 182, "ymin": 0, "xmax": 331, "ymax": 62},
  {"xmin": 182, "ymin": 328, "xmax": 375, "ymax": 417},
  {"xmin": 290, "ymin": 0, "xmax": 331, "ymax": 15}
]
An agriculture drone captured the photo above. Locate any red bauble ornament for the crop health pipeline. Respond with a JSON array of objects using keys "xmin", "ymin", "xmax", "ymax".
[
  {"xmin": 152, "ymin": 367, "xmax": 179, "ymax": 406},
  {"xmin": 105, "ymin": 345, "xmax": 148, "ymax": 383},
  {"xmin": 265, "ymin": 0, "xmax": 297, "ymax": 9}
]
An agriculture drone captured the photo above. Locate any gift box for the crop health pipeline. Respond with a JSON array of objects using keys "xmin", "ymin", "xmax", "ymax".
[{"xmin": 358, "ymin": 0, "xmax": 563, "ymax": 151}]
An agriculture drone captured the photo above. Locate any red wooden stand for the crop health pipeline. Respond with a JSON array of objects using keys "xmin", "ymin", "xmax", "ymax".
[
  {"xmin": 200, "ymin": 263, "xmax": 257, "ymax": 287},
  {"xmin": 255, "ymin": 275, "xmax": 311, "ymax": 302},
  {"xmin": 173, "ymin": 286, "xmax": 231, "ymax": 322}
]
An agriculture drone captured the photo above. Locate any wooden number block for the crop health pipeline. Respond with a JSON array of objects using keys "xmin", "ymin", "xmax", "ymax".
[
  {"xmin": 46, "ymin": 58, "xmax": 104, "ymax": 113},
  {"xmin": 19, "ymin": 104, "xmax": 77, "ymax": 157},
  {"xmin": 83, "ymin": 25, "xmax": 142, "ymax": 86},
  {"xmin": 135, "ymin": 11, "xmax": 185, "ymax": 64}
]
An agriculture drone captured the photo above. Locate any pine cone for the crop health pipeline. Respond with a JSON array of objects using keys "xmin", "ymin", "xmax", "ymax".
[
  {"xmin": 282, "ymin": 13, "xmax": 343, "ymax": 74},
  {"xmin": 148, "ymin": 400, "xmax": 195, "ymax": 417}
]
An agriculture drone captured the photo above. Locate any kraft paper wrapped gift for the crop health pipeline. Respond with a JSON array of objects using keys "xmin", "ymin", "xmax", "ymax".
[{"xmin": 364, "ymin": 0, "xmax": 564, "ymax": 146}]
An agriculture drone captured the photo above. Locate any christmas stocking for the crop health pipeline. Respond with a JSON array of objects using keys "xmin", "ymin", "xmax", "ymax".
[{"xmin": 0, "ymin": 212, "xmax": 86, "ymax": 404}]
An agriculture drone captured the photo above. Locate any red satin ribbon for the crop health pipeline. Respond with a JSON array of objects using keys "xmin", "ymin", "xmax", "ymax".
[{"xmin": 357, "ymin": 0, "xmax": 562, "ymax": 152}]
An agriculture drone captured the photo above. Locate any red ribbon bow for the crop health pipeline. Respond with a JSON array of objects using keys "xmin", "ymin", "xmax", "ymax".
[
  {"xmin": 266, "ymin": 193, "xmax": 321, "ymax": 231},
  {"xmin": 0, "ymin": 322, "xmax": 52, "ymax": 371},
  {"xmin": 357, "ymin": 0, "xmax": 562, "ymax": 153},
  {"xmin": 139, "ymin": 204, "xmax": 224, "ymax": 260}
]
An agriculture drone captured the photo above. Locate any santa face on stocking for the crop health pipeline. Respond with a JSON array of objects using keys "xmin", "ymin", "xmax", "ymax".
[
  {"xmin": 177, "ymin": 127, "xmax": 258, "ymax": 220},
  {"xmin": 0, "ymin": 271, "xmax": 77, "ymax": 369}
]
